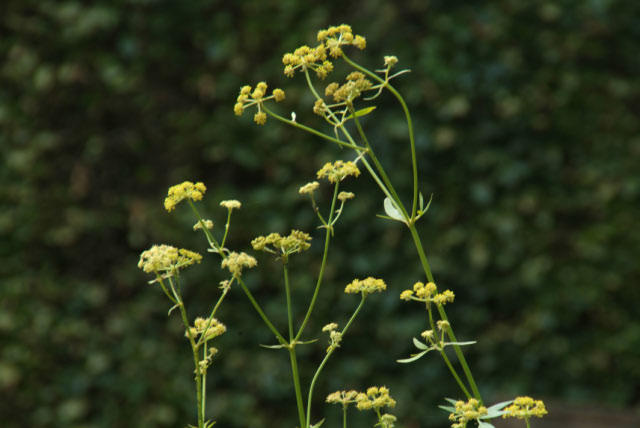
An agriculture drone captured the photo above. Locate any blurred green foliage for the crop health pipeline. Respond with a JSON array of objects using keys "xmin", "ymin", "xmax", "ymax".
[{"xmin": 1, "ymin": 0, "xmax": 639, "ymax": 427}]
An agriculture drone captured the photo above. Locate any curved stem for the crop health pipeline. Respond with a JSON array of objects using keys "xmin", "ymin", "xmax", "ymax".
[
  {"xmin": 305, "ymin": 295, "xmax": 366, "ymax": 428},
  {"xmin": 341, "ymin": 53, "xmax": 419, "ymax": 220},
  {"xmin": 295, "ymin": 182, "xmax": 340, "ymax": 341},
  {"xmin": 262, "ymin": 104, "xmax": 365, "ymax": 151}
]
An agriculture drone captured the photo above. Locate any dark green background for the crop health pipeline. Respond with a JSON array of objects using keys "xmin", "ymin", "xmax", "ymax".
[{"xmin": 2, "ymin": 0, "xmax": 639, "ymax": 427}]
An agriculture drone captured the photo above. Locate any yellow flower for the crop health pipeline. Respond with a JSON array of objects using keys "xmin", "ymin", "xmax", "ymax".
[
  {"xmin": 432, "ymin": 290, "xmax": 455, "ymax": 305},
  {"xmin": 448, "ymin": 398, "xmax": 488, "ymax": 427},
  {"xmin": 322, "ymin": 323, "xmax": 338, "ymax": 332},
  {"xmin": 355, "ymin": 386, "xmax": 396, "ymax": 411},
  {"xmin": 345, "ymin": 277, "xmax": 387, "ymax": 295},
  {"xmin": 299, "ymin": 181, "xmax": 320, "ymax": 195},
  {"xmin": 282, "ymin": 44, "xmax": 332, "ymax": 78},
  {"xmin": 220, "ymin": 200, "xmax": 242, "ymax": 210},
  {"xmin": 384, "ymin": 56, "xmax": 398, "ymax": 67},
  {"xmin": 254, "ymin": 111, "xmax": 267, "ymax": 125},
  {"xmin": 138, "ymin": 245, "xmax": 202, "ymax": 276},
  {"xmin": 503, "ymin": 396, "xmax": 548, "ymax": 420},
  {"xmin": 251, "ymin": 230, "xmax": 312, "ymax": 255},
  {"xmin": 316, "ymin": 160, "xmax": 361, "ymax": 183},
  {"xmin": 338, "ymin": 191, "xmax": 355, "ymax": 202},
  {"xmin": 164, "ymin": 181, "xmax": 207, "ymax": 212},
  {"xmin": 316, "ymin": 24, "xmax": 366, "ymax": 57},
  {"xmin": 188, "ymin": 316, "xmax": 227, "ymax": 341},
  {"xmin": 193, "ymin": 219, "xmax": 213, "ymax": 231},
  {"xmin": 272, "ymin": 88, "xmax": 285, "ymax": 102},
  {"xmin": 221, "ymin": 252, "xmax": 257, "ymax": 276},
  {"xmin": 400, "ymin": 290, "xmax": 413, "ymax": 301}
]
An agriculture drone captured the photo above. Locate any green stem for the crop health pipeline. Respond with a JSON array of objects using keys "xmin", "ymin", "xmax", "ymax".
[
  {"xmin": 202, "ymin": 342, "xmax": 207, "ymax": 422},
  {"xmin": 262, "ymin": 104, "xmax": 365, "ymax": 151},
  {"xmin": 237, "ymin": 278, "xmax": 287, "ymax": 345},
  {"xmin": 408, "ymin": 224, "xmax": 483, "ymax": 404},
  {"xmin": 284, "ymin": 262, "xmax": 295, "ymax": 341},
  {"xmin": 221, "ymin": 209, "xmax": 232, "ymax": 248},
  {"xmin": 295, "ymin": 182, "xmax": 340, "ymax": 341},
  {"xmin": 305, "ymin": 296, "xmax": 366, "ymax": 428},
  {"xmin": 343, "ymin": 406, "xmax": 347, "ymax": 428},
  {"xmin": 289, "ymin": 347, "xmax": 307, "ymax": 428},
  {"xmin": 440, "ymin": 349, "xmax": 472, "ymax": 399},
  {"xmin": 196, "ymin": 288, "xmax": 229, "ymax": 347},
  {"xmin": 349, "ymin": 104, "xmax": 410, "ymax": 221},
  {"xmin": 526, "ymin": 418, "xmax": 531, "ymax": 428},
  {"xmin": 341, "ymin": 53, "xmax": 419, "ymax": 220}
]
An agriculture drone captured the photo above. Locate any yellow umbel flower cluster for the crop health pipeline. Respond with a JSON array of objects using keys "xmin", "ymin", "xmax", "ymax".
[
  {"xmin": 234, "ymin": 82, "xmax": 285, "ymax": 125},
  {"xmin": 138, "ymin": 245, "xmax": 202, "ymax": 275},
  {"xmin": 448, "ymin": 398, "xmax": 488, "ymax": 428},
  {"xmin": 316, "ymin": 160, "xmax": 361, "ymax": 183},
  {"xmin": 299, "ymin": 181, "xmax": 320, "ymax": 195},
  {"xmin": 326, "ymin": 390, "xmax": 359, "ymax": 407},
  {"xmin": 251, "ymin": 230, "xmax": 312, "ymax": 255},
  {"xmin": 164, "ymin": 181, "xmax": 207, "ymax": 212},
  {"xmin": 355, "ymin": 386, "xmax": 396, "ymax": 411},
  {"xmin": 317, "ymin": 24, "xmax": 366, "ymax": 57},
  {"xmin": 185, "ymin": 316, "xmax": 227, "ymax": 342},
  {"xmin": 338, "ymin": 191, "xmax": 355, "ymax": 201},
  {"xmin": 321, "ymin": 322, "xmax": 342, "ymax": 352},
  {"xmin": 220, "ymin": 200, "xmax": 242, "ymax": 210},
  {"xmin": 400, "ymin": 281, "xmax": 455, "ymax": 306},
  {"xmin": 503, "ymin": 396, "xmax": 548, "ymax": 420},
  {"xmin": 345, "ymin": 277, "xmax": 387, "ymax": 295},
  {"xmin": 221, "ymin": 252, "xmax": 257, "ymax": 276},
  {"xmin": 193, "ymin": 219, "xmax": 213, "ymax": 231},
  {"xmin": 282, "ymin": 44, "xmax": 333, "ymax": 79},
  {"xmin": 327, "ymin": 71, "xmax": 373, "ymax": 103}
]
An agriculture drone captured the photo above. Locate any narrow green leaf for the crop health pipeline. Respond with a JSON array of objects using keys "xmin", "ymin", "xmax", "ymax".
[
  {"xmin": 444, "ymin": 341, "xmax": 476, "ymax": 347},
  {"xmin": 345, "ymin": 106, "xmax": 377, "ymax": 120},
  {"xmin": 397, "ymin": 350, "xmax": 428, "ymax": 363},
  {"xmin": 383, "ymin": 197, "xmax": 405, "ymax": 221},
  {"xmin": 167, "ymin": 304, "xmax": 179, "ymax": 316},
  {"xmin": 310, "ymin": 419, "xmax": 325, "ymax": 428},
  {"xmin": 486, "ymin": 400, "xmax": 513, "ymax": 411},
  {"xmin": 259, "ymin": 343, "xmax": 287, "ymax": 349},
  {"xmin": 438, "ymin": 405, "xmax": 456, "ymax": 413},
  {"xmin": 478, "ymin": 422, "xmax": 495, "ymax": 428},
  {"xmin": 412, "ymin": 337, "xmax": 429, "ymax": 350},
  {"xmin": 444, "ymin": 398, "xmax": 459, "ymax": 405}
]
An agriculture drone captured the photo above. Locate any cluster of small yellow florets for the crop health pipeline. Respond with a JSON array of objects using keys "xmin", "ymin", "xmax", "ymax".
[
  {"xmin": 503, "ymin": 396, "xmax": 548, "ymax": 420},
  {"xmin": 282, "ymin": 44, "xmax": 333, "ymax": 79},
  {"xmin": 138, "ymin": 245, "xmax": 202, "ymax": 276},
  {"xmin": 221, "ymin": 251, "xmax": 257, "ymax": 276},
  {"xmin": 220, "ymin": 200, "xmax": 242, "ymax": 211},
  {"xmin": 299, "ymin": 181, "xmax": 320, "ymax": 195},
  {"xmin": 400, "ymin": 281, "xmax": 455, "ymax": 306},
  {"xmin": 185, "ymin": 316, "xmax": 227, "ymax": 342},
  {"xmin": 164, "ymin": 181, "xmax": 207, "ymax": 212},
  {"xmin": 322, "ymin": 322, "xmax": 342, "ymax": 352},
  {"xmin": 355, "ymin": 386, "xmax": 396, "ymax": 411},
  {"xmin": 317, "ymin": 24, "xmax": 366, "ymax": 58},
  {"xmin": 316, "ymin": 160, "xmax": 361, "ymax": 183},
  {"xmin": 338, "ymin": 191, "xmax": 355, "ymax": 202},
  {"xmin": 448, "ymin": 398, "xmax": 488, "ymax": 428},
  {"xmin": 325, "ymin": 71, "xmax": 373, "ymax": 103},
  {"xmin": 251, "ymin": 230, "xmax": 312, "ymax": 255},
  {"xmin": 345, "ymin": 277, "xmax": 387, "ymax": 295},
  {"xmin": 234, "ymin": 82, "xmax": 285, "ymax": 125}
]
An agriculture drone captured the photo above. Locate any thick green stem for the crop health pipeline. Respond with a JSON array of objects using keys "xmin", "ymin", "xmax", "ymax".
[
  {"xmin": 289, "ymin": 347, "xmax": 307, "ymax": 428},
  {"xmin": 284, "ymin": 262, "xmax": 295, "ymax": 341},
  {"xmin": 305, "ymin": 296, "xmax": 366, "ymax": 428},
  {"xmin": 295, "ymin": 183, "xmax": 339, "ymax": 341},
  {"xmin": 343, "ymin": 407, "xmax": 347, "ymax": 428},
  {"xmin": 440, "ymin": 349, "xmax": 472, "ymax": 399}
]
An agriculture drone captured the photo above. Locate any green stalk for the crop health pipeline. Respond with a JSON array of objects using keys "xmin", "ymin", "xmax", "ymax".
[
  {"xmin": 220, "ymin": 208, "xmax": 232, "ymax": 248},
  {"xmin": 349, "ymin": 104, "xmax": 410, "ymax": 221},
  {"xmin": 341, "ymin": 53, "xmax": 419, "ymax": 220},
  {"xmin": 262, "ymin": 104, "xmax": 365, "ymax": 151},
  {"xmin": 440, "ymin": 349, "xmax": 472, "ymax": 399},
  {"xmin": 284, "ymin": 262, "xmax": 295, "ymax": 342},
  {"xmin": 408, "ymin": 224, "xmax": 483, "ymax": 404},
  {"xmin": 289, "ymin": 347, "xmax": 307, "ymax": 428},
  {"xmin": 343, "ymin": 406, "xmax": 347, "ymax": 428},
  {"xmin": 305, "ymin": 296, "xmax": 366, "ymax": 428},
  {"xmin": 295, "ymin": 182, "xmax": 340, "ymax": 341}
]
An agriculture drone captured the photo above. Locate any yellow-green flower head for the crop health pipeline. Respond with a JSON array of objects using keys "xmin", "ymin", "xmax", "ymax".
[
  {"xmin": 327, "ymin": 390, "xmax": 359, "ymax": 407},
  {"xmin": 316, "ymin": 160, "xmax": 361, "ymax": 183},
  {"xmin": 272, "ymin": 88, "xmax": 285, "ymax": 102},
  {"xmin": 384, "ymin": 56, "xmax": 398, "ymax": 68},
  {"xmin": 448, "ymin": 398, "xmax": 488, "ymax": 428},
  {"xmin": 322, "ymin": 322, "xmax": 338, "ymax": 332},
  {"xmin": 356, "ymin": 386, "xmax": 396, "ymax": 411},
  {"xmin": 234, "ymin": 83, "xmax": 283, "ymax": 124},
  {"xmin": 254, "ymin": 111, "xmax": 267, "ymax": 125},
  {"xmin": 221, "ymin": 252, "xmax": 257, "ymax": 276},
  {"xmin": 421, "ymin": 329, "xmax": 434, "ymax": 341},
  {"xmin": 317, "ymin": 24, "xmax": 366, "ymax": 58},
  {"xmin": 164, "ymin": 181, "xmax": 207, "ymax": 212},
  {"xmin": 379, "ymin": 414, "xmax": 397, "ymax": 428},
  {"xmin": 345, "ymin": 277, "xmax": 387, "ymax": 295},
  {"xmin": 138, "ymin": 245, "xmax": 203, "ymax": 275},
  {"xmin": 193, "ymin": 219, "xmax": 214, "ymax": 231},
  {"xmin": 503, "ymin": 396, "xmax": 548, "ymax": 420},
  {"xmin": 313, "ymin": 98, "xmax": 328, "ymax": 116},
  {"xmin": 437, "ymin": 320, "xmax": 450, "ymax": 331},
  {"xmin": 251, "ymin": 229, "xmax": 312, "ymax": 256},
  {"xmin": 399, "ymin": 290, "xmax": 413, "ymax": 301},
  {"xmin": 282, "ymin": 44, "xmax": 333, "ymax": 79},
  {"xmin": 299, "ymin": 181, "xmax": 320, "ymax": 195},
  {"xmin": 338, "ymin": 191, "xmax": 355, "ymax": 202},
  {"xmin": 330, "ymin": 72, "xmax": 373, "ymax": 103},
  {"xmin": 433, "ymin": 289, "xmax": 455, "ymax": 305},
  {"xmin": 220, "ymin": 200, "xmax": 242, "ymax": 210},
  {"xmin": 186, "ymin": 316, "xmax": 227, "ymax": 341}
]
